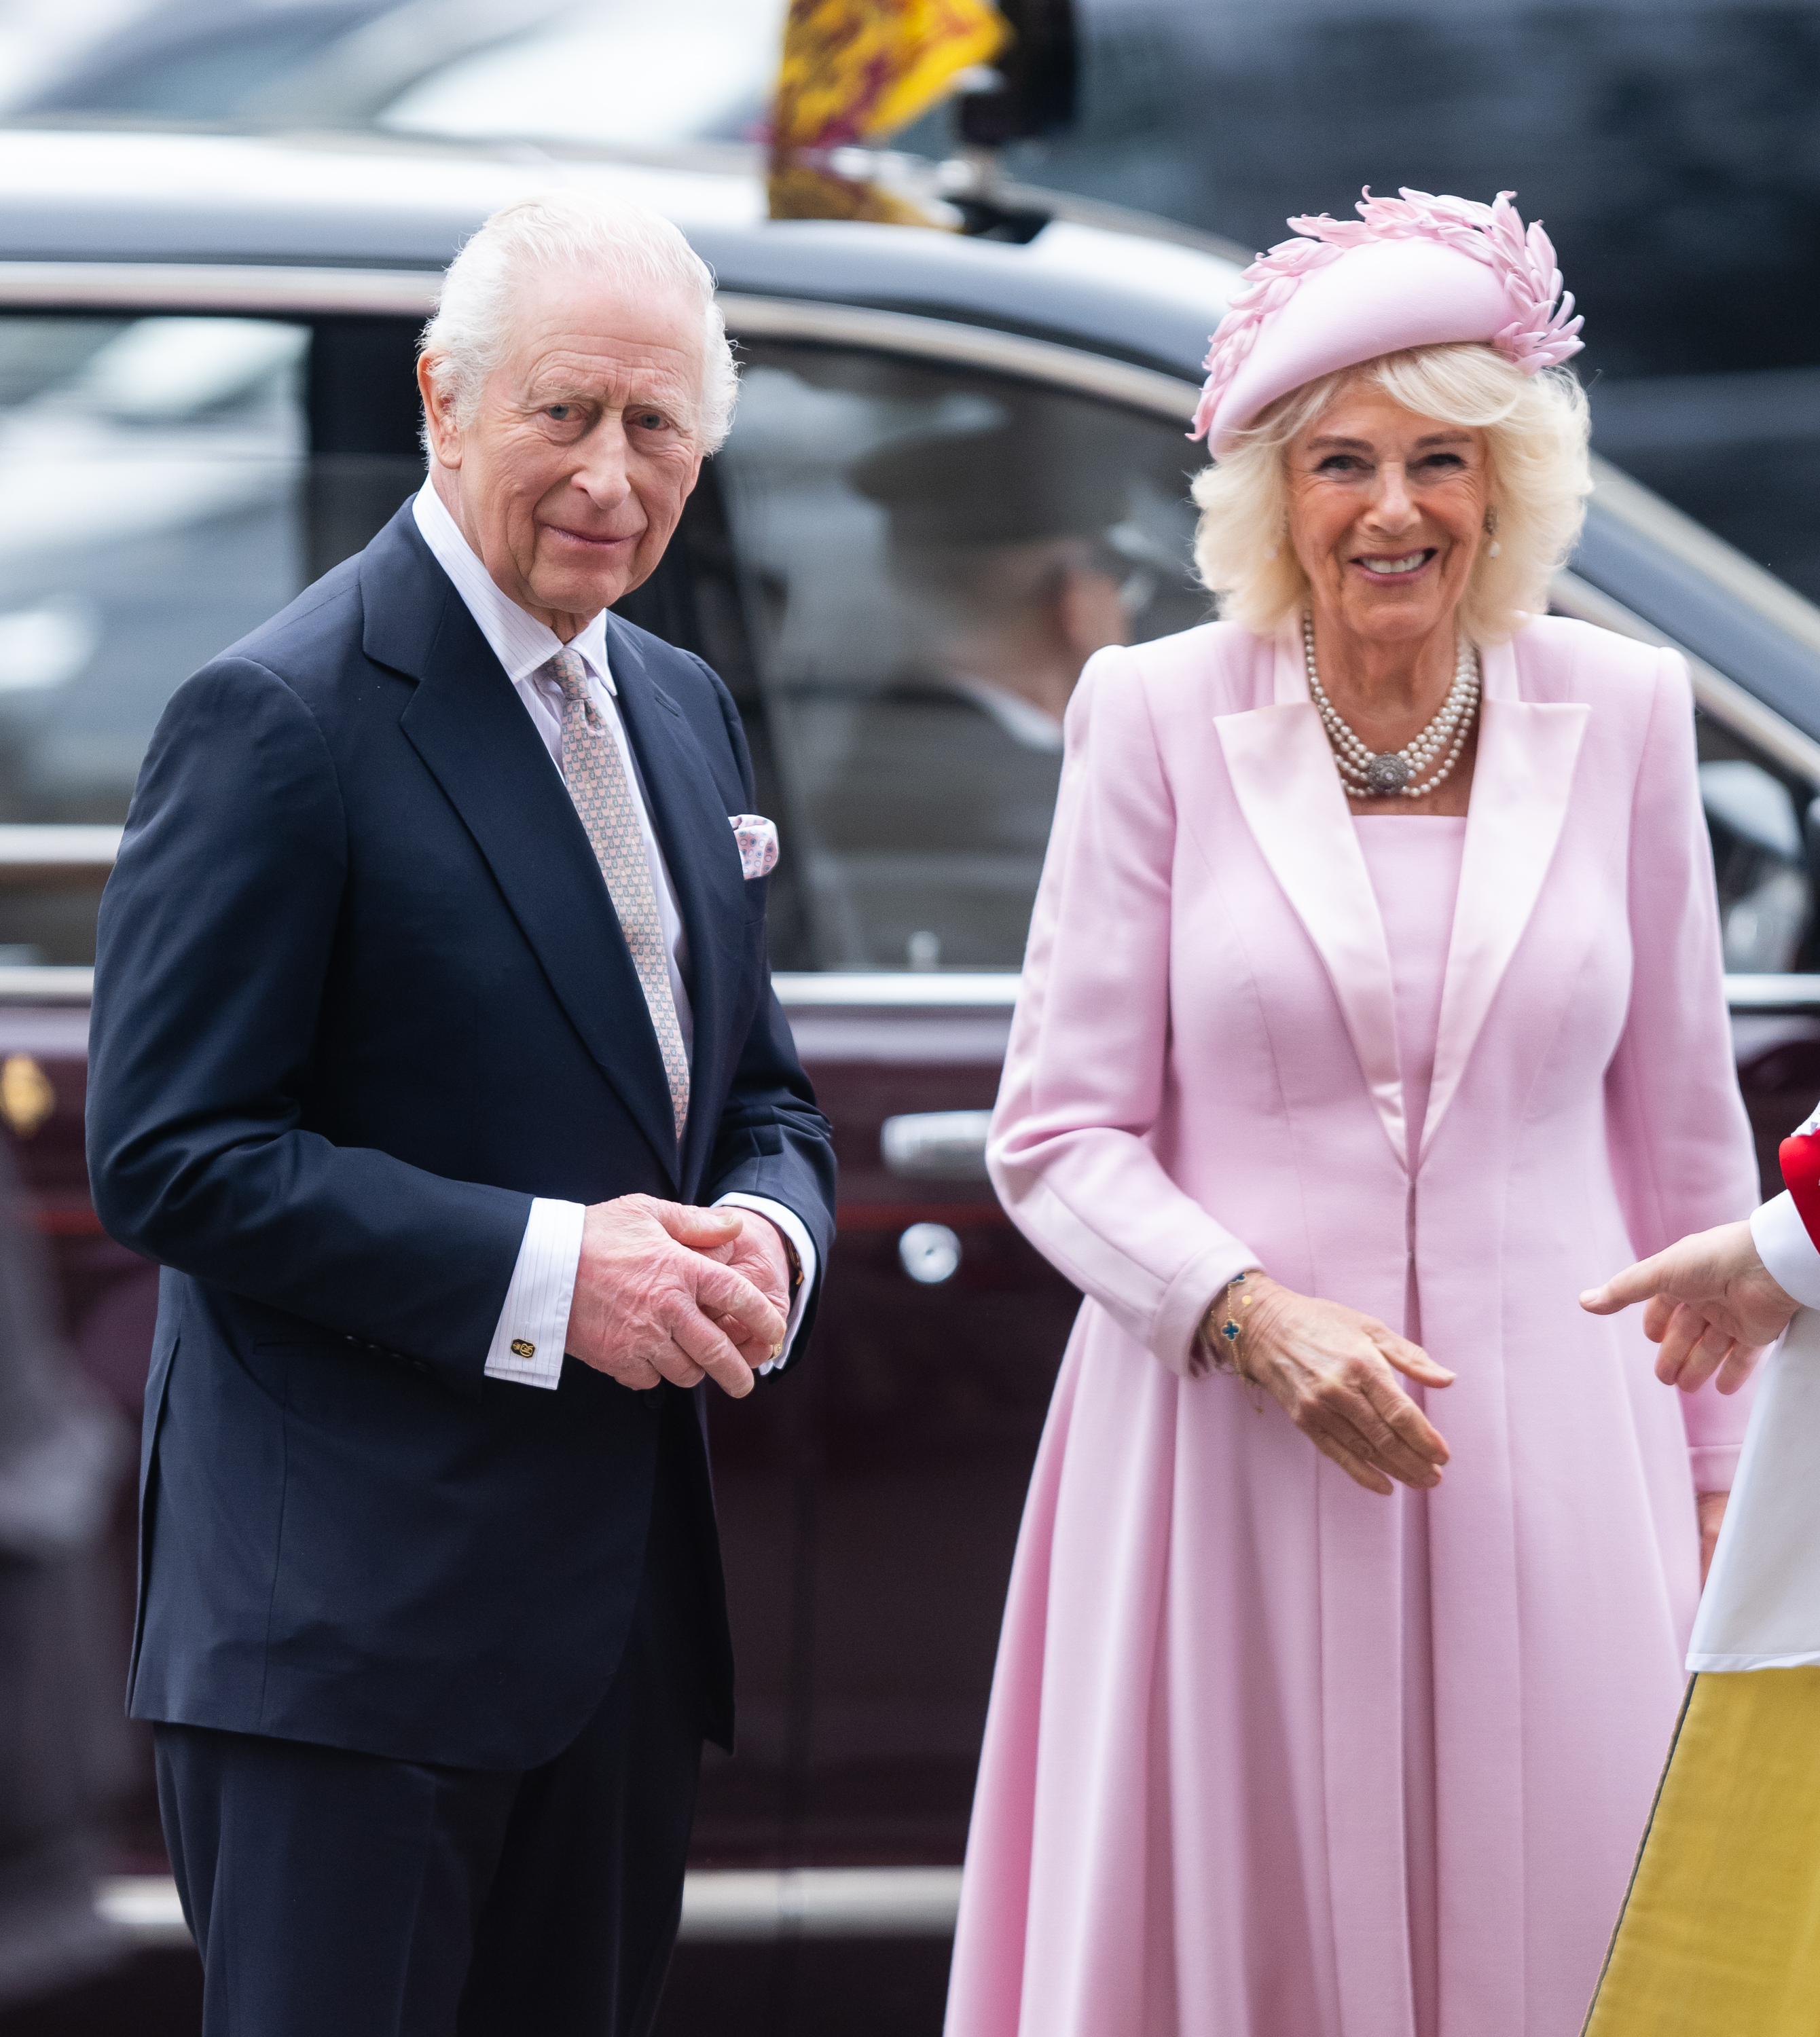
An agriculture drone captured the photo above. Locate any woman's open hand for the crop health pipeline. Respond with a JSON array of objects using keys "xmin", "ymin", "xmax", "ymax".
[{"xmin": 1222, "ymin": 1274, "xmax": 1455, "ymax": 1496}]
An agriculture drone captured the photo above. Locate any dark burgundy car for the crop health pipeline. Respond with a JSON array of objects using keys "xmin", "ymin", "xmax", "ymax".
[{"xmin": 3, "ymin": 121, "xmax": 1819, "ymax": 2032}]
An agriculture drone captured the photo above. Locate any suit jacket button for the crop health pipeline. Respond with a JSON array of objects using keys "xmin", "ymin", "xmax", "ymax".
[{"xmin": 510, "ymin": 1338, "xmax": 534, "ymax": 1359}]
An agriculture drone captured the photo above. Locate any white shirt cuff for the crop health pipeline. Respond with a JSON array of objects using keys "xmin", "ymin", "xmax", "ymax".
[
  {"xmin": 714, "ymin": 1193, "xmax": 818, "ymax": 1374},
  {"xmin": 1752, "ymin": 1191, "xmax": 1820, "ymax": 1309},
  {"xmin": 484, "ymin": 1198, "xmax": 585, "ymax": 1390}
]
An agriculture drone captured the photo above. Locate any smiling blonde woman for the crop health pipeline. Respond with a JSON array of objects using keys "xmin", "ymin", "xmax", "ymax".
[{"xmin": 944, "ymin": 191, "xmax": 1761, "ymax": 2037}]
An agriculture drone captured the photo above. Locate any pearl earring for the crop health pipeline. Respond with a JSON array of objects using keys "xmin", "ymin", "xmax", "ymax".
[{"xmin": 1485, "ymin": 507, "xmax": 1500, "ymax": 557}]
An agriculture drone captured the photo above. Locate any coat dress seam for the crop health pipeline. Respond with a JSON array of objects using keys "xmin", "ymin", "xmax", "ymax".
[
  {"xmin": 1125, "ymin": 655, "xmax": 1263, "ymax": 1372},
  {"xmin": 1605, "ymin": 657, "xmax": 1677, "ymax": 1255},
  {"xmin": 1173, "ymin": 684, "xmax": 1324, "ymax": 1367}
]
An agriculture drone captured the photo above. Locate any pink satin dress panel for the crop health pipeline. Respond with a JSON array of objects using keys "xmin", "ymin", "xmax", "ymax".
[
  {"xmin": 1355, "ymin": 813, "xmax": 1468, "ymax": 2037},
  {"xmin": 1353, "ymin": 816, "xmax": 1468, "ymax": 1177}
]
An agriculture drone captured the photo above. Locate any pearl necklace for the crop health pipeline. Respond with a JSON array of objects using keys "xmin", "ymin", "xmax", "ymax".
[{"xmin": 1302, "ymin": 614, "xmax": 1480, "ymax": 800}]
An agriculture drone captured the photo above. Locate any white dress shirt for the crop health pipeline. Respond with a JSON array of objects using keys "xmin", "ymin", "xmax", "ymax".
[
  {"xmin": 1752, "ymin": 1190, "xmax": 1820, "ymax": 1308},
  {"xmin": 412, "ymin": 477, "xmax": 817, "ymax": 1387}
]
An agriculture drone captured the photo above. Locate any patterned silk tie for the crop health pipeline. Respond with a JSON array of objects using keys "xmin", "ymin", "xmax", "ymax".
[{"xmin": 543, "ymin": 647, "xmax": 690, "ymax": 1141}]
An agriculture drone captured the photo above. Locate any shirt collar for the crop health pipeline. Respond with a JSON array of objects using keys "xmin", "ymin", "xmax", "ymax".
[
  {"xmin": 942, "ymin": 672, "xmax": 1066, "ymax": 752},
  {"xmin": 412, "ymin": 474, "xmax": 614, "ymax": 693}
]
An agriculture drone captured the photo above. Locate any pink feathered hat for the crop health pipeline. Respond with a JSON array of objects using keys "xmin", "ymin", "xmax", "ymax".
[{"xmin": 1190, "ymin": 188, "xmax": 1584, "ymax": 454}]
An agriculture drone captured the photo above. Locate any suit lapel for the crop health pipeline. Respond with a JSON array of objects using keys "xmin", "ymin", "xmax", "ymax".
[
  {"xmin": 1419, "ymin": 637, "xmax": 1588, "ymax": 1162},
  {"xmin": 603, "ymin": 615, "xmax": 748, "ymax": 1188},
  {"xmin": 1216, "ymin": 628, "xmax": 1407, "ymax": 1164},
  {"xmin": 365, "ymin": 511, "xmax": 682, "ymax": 1183}
]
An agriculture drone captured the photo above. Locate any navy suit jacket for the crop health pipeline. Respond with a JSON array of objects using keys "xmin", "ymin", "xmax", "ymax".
[{"xmin": 86, "ymin": 503, "xmax": 837, "ymax": 1771}]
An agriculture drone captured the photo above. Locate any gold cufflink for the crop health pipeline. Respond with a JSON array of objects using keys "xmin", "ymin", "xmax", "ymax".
[{"xmin": 510, "ymin": 1338, "xmax": 535, "ymax": 1359}]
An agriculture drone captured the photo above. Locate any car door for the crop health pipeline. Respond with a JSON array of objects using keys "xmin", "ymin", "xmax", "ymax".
[{"xmin": 680, "ymin": 310, "xmax": 1216, "ymax": 1874}]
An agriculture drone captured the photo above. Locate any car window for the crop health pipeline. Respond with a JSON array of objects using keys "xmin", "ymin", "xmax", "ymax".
[
  {"xmin": 1696, "ymin": 720, "xmax": 1820, "ymax": 974},
  {"xmin": 714, "ymin": 343, "xmax": 1207, "ymax": 972},
  {"xmin": 0, "ymin": 313, "xmax": 422, "ymax": 965}
]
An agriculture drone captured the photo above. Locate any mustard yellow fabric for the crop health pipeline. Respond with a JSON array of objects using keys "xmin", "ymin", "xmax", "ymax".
[
  {"xmin": 771, "ymin": 0, "xmax": 1007, "ymax": 149},
  {"xmin": 1583, "ymin": 1669, "xmax": 1820, "ymax": 2035}
]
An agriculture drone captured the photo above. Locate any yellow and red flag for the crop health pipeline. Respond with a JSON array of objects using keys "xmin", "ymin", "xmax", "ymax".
[{"xmin": 769, "ymin": 0, "xmax": 1008, "ymax": 223}]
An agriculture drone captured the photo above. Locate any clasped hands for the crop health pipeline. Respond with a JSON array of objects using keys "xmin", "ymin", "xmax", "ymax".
[{"xmin": 563, "ymin": 1194, "xmax": 791, "ymax": 1399}]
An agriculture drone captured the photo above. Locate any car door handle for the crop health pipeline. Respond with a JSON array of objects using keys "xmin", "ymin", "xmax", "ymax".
[{"xmin": 879, "ymin": 1110, "xmax": 992, "ymax": 1181}]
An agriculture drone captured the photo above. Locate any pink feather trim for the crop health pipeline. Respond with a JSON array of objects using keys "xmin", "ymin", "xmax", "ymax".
[{"xmin": 1188, "ymin": 188, "xmax": 1585, "ymax": 445}]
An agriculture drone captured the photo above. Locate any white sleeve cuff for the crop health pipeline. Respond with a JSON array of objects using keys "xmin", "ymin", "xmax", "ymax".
[
  {"xmin": 484, "ymin": 1198, "xmax": 585, "ymax": 1391},
  {"xmin": 1752, "ymin": 1191, "xmax": 1820, "ymax": 1310},
  {"xmin": 714, "ymin": 1192, "xmax": 818, "ymax": 1375}
]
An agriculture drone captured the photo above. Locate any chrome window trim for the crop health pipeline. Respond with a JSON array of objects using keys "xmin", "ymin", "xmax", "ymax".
[
  {"xmin": 718, "ymin": 294, "xmax": 1201, "ymax": 418},
  {"xmin": 0, "ymin": 259, "xmax": 443, "ymax": 317},
  {"xmin": 1724, "ymin": 974, "xmax": 1820, "ymax": 1011},
  {"xmin": 775, "ymin": 972, "xmax": 1020, "ymax": 1007},
  {"xmin": 1548, "ymin": 572, "xmax": 1820, "ymax": 786},
  {"xmin": 3, "ymin": 966, "xmax": 1814, "ymax": 1012},
  {"xmin": 0, "ymin": 966, "xmax": 96, "ymax": 1002},
  {"xmin": 0, "ymin": 265, "xmax": 1204, "ymax": 418},
  {"xmin": 0, "ymin": 826, "xmax": 124, "ymax": 883},
  {"xmin": 1586, "ymin": 456, "xmax": 1820, "ymax": 667},
  {"xmin": 98, "ymin": 1865, "xmax": 964, "ymax": 1949}
]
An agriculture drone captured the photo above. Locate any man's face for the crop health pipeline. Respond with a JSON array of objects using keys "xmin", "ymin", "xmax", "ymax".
[{"xmin": 420, "ymin": 268, "xmax": 708, "ymax": 632}]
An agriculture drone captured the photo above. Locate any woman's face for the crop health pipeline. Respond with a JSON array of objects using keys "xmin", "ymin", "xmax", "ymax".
[{"xmin": 1284, "ymin": 381, "xmax": 1490, "ymax": 648}]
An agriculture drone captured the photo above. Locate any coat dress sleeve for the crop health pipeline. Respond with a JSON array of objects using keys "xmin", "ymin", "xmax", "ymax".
[
  {"xmin": 1603, "ymin": 649, "xmax": 1764, "ymax": 1492},
  {"xmin": 987, "ymin": 646, "xmax": 1257, "ymax": 1377}
]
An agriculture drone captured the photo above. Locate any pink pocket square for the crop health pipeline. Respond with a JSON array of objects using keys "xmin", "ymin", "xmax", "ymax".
[{"xmin": 729, "ymin": 813, "xmax": 778, "ymax": 880}]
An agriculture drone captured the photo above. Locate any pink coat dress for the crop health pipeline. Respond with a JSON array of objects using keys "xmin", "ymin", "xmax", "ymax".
[{"xmin": 946, "ymin": 615, "xmax": 1761, "ymax": 2037}]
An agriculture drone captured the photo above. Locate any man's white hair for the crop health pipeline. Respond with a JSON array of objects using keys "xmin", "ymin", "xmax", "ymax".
[{"xmin": 418, "ymin": 189, "xmax": 738, "ymax": 454}]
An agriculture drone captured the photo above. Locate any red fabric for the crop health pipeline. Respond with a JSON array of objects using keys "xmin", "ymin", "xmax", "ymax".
[{"xmin": 1781, "ymin": 1129, "xmax": 1820, "ymax": 1247}]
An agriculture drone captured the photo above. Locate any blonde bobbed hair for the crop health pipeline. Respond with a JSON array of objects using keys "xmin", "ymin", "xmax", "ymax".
[{"xmin": 1190, "ymin": 343, "xmax": 1591, "ymax": 644}]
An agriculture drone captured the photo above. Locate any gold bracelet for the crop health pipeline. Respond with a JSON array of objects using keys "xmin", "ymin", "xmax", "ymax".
[{"xmin": 1209, "ymin": 1270, "xmax": 1252, "ymax": 1374}]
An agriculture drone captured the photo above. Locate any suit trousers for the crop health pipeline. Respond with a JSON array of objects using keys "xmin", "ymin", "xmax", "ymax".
[{"xmin": 153, "ymin": 1386, "xmax": 711, "ymax": 2037}]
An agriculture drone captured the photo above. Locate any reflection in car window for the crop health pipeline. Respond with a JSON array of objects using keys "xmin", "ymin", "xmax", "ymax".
[
  {"xmin": 0, "ymin": 314, "xmax": 425, "ymax": 965},
  {"xmin": 716, "ymin": 345, "xmax": 1206, "ymax": 972},
  {"xmin": 1697, "ymin": 736, "xmax": 1819, "ymax": 973}
]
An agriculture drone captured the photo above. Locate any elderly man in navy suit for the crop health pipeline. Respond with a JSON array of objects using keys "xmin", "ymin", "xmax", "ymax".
[{"xmin": 86, "ymin": 191, "xmax": 837, "ymax": 2037}]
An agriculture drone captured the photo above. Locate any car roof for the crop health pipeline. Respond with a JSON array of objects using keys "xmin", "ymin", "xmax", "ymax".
[
  {"xmin": 0, "ymin": 124, "xmax": 1245, "ymax": 378},
  {"xmin": 3, "ymin": 121, "xmax": 1819, "ymax": 756}
]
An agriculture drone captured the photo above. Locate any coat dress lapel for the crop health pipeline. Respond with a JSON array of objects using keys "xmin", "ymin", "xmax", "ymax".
[
  {"xmin": 601, "ymin": 614, "xmax": 750, "ymax": 1190},
  {"xmin": 1215, "ymin": 625, "xmax": 1590, "ymax": 1176},
  {"xmin": 363, "ymin": 513, "xmax": 682, "ymax": 1184},
  {"xmin": 1419, "ymin": 637, "xmax": 1588, "ymax": 1163},
  {"xmin": 1215, "ymin": 624, "xmax": 1408, "ymax": 1167}
]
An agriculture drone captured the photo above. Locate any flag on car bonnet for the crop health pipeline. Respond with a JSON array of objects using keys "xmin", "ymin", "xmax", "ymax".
[{"xmin": 769, "ymin": 0, "xmax": 1006, "ymax": 223}]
